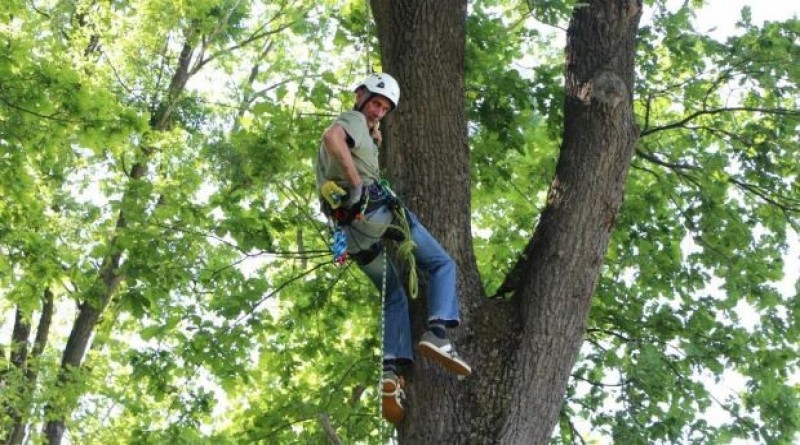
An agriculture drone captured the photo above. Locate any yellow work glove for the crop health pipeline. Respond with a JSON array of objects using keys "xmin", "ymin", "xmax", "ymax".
[{"xmin": 321, "ymin": 181, "xmax": 347, "ymax": 209}]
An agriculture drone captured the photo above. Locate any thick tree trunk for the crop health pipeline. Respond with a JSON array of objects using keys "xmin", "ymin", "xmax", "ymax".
[
  {"xmin": 372, "ymin": 0, "xmax": 641, "ymax": 443},
  {"xmin": 498, "ymin": 2, "xmax": 642, "ymax": 442},
  {"xmin": 372, "ymin": 1, "xmax": 516, "ymax": 442}
]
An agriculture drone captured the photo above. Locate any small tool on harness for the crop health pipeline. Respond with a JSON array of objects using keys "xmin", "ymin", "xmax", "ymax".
[
  {"xmin": 331, "ymin": 225, "xmax": 348, "ymax": 264},
  {"xmin": 322, "ymin": 180, "xmax": 370, "ymax": 265},
  {"xmin": 321, "ymin": 181, "xmax": 369, "ymax": 226}
]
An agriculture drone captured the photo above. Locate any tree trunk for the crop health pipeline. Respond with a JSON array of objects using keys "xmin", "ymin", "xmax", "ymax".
[
  {"xmin": 372, "ymin": 0, "xmax": 642, "ymax": 443},
  {"xmin": 372, "ymin": 1, "xmax": 516, "ymax": 442},
  {"xmin": 6, "ymin": 289, "xmax": 55, "ymax": 445},
  {"xmin": 43, "ymin": 191, "xmax": 135, "ymax": 445},
  {"xmin": 42, "ymin": 36, "xmax": 194, "ymax": 445},
  {"xmin": 498, "ymin": 2, "xmax": 642, "ymax": 442},
  {"xmin": 3, "ymin": 307, "xmax": 31, "ymax": 444}
]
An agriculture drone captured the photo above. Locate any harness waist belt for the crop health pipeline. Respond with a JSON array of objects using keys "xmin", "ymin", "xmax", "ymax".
[{"xmin": 364, "ymin": 182, "xmax": 398, "ymax": 214}]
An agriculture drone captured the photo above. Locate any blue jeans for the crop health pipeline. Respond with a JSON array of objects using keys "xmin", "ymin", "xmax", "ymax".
[{"xmin": 357, "ymin": 210, "xmax": 460, "ymax": 362}]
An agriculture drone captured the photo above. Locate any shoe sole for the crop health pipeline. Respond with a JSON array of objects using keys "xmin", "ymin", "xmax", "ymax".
[
  {"xmin": 418, "ymin": 341, "xmax": 472, "ymax": 376},
  {"xmin": 381, "ymin": 379, "xmax": 404, "ymax": 424}
]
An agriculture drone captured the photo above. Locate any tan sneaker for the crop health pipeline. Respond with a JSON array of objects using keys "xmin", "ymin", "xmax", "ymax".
[
  {"xmin": 418, "ymin": 330, "xmax": 472, "ymax": 376},
  {"xmin": 381, "ymin": 370, "xmax": 405, "ymax": 424}
]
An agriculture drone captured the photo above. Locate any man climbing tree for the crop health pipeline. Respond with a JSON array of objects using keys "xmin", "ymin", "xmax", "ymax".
[
  {"xmin": 3, "ymin": 0, "xmax": 796, "ymax": 442},
  {"xmin": 314, "ymin": 73, "xmax": 472, "ymax": 424}
]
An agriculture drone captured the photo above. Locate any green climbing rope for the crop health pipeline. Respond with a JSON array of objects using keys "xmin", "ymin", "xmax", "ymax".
[{"xmin": 376, "ymin": 178, "xmax": 418, "ymax": 300}]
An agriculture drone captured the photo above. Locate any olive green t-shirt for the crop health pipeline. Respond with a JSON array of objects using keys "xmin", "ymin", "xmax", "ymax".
[
  {"xmin": 315, "ymin": 110, "xmax": 380, "ymax": 193},
  {"xmin": 314, "ymin": 110, "xmax": 393, "ymax": 254}
]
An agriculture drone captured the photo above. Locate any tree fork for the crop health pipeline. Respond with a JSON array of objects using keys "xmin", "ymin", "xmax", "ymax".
[{"xmin": 372, "ymin": 0, "xmax": 642, "ymax": 443}]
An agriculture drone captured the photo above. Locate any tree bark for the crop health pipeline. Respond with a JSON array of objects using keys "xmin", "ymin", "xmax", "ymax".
[
  {"xmin": 372, "ymin": 1, "xmax": 517, "ymax": 442},
  {"xmin": 6, "ymin": 289, "xmax": 55, "ymax": 445},
  {"xmin": 372, "ymin": 0, "xmax": 642, "ymax": 443},
  {"xmin": 43, "ymin": 196, "xmax": 133, "ymax": 445},
  {"xmin": 9, "ymin": 307, "xmax": 31, "ymax": 374},
  {"xmin": 3, "ymin": 307, "xmax": 31, "ymax": 444},
  {"xmin": 499, "ymin": 2, "xmax": 642, "ymax": 442}
]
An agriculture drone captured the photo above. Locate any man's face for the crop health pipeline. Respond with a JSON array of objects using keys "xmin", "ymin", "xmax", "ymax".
[{"xmin": 360, "ymin": 94, "xmax": 392, "ymax": 126}]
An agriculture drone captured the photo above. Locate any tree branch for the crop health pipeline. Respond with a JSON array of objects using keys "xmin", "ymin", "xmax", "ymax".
[
  {"xmin": 192, "ymin": 3, "xmax": 314, "ymax": 74},
  {"xmin": 0, "ymin": 92, "xmax": 111, "ymax": 124},
  {"xmin": 318, "ymin": 413, "xmax": 343, "ymax": 445},
  {"xmin": 232, "ymin": 260, "xmax": 335, "ymax": 327},
  {"xmin": 728, "ymin": 177, "xmax": 800, "ymax": 216},
  {"xmin": 559, "ymin": 409, "xmax": 587, "ymax": 445},
  {"xmin": 571, "ymin": 373, "xmax": 624, "ymax": 388},
  {"xmin": 635, "ymin": 145, "xmax": 800, "ymax": 218},
  {"xmin": 635, "ymin": 148, "xmax": 700, "ymax": 171},
  {"xmin": 101, "ymin": 50, "xmax": 138, "ymax": 98},
  {"xmin": 641, "ymin": 106, "xmax": 799, "ymax": 137}
]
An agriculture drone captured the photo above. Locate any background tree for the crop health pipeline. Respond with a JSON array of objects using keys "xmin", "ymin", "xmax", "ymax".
[{"xmin": 2, "ymin": 0, "xmax": 336, "ymax": 443}]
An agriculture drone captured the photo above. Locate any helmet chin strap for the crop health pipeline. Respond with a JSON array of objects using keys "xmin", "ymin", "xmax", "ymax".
[{"xmin": 355, "ymin": 92, "xmax": 377, "ymax": 112}]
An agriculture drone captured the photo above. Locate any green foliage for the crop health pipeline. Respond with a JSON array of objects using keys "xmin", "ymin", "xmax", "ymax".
[
  {"xmin": 467, "ymin": 2, "xmax": 560, "ymax": 294},
  {"xmin": 1, "ymin": 0, "xmax": 384, "ymax": 441},
  {"xmin": 0, "ymin": 0, "xmax": 797, "ymax": 443}
]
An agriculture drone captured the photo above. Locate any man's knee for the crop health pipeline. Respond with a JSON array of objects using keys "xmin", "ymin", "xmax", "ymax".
[{"xmin": 351, "ymin": 242, "xmax": 383, "ymax": 266}]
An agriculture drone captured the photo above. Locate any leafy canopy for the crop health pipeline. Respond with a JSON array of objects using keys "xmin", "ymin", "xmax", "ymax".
[{"xmin": 0, "ymin": 0, "xmax": 797, "ymax": 443}]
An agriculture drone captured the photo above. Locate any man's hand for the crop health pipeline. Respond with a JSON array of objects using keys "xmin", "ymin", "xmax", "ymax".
[
  {"xmin": 372, "ymin": 128, "xmax": 382, "ymax": 146},
  {"xmin": 344, "ymin": 183, "xmax": 364, "ymax": 209}
]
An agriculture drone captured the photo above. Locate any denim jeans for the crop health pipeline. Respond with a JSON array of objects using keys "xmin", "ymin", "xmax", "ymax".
[{"xmin": 357, "ymin": 210, "xmax": 460, "ymax": 362}]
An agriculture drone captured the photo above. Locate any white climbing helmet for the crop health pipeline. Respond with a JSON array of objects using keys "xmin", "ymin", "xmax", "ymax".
[{"xmin": 354, "ymin": 73, "xmax": 400, "ymax": 110}]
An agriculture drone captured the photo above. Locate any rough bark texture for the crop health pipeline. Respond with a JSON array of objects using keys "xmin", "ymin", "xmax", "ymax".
[
  {"xmin": 498, "ymin": 2, "xmax": 642, "ymax": 443},
  {"xmin": 372, "ymin": 0, "xmax": 518, "ymax": 442},
  {"xmin": 372, "ymin": 0, "xmax": 641, "ymax": 443}
]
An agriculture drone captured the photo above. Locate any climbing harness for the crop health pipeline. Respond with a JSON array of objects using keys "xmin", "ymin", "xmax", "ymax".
[
  {"xmin": 324, "ymin": 180, "xmax": 418, "ymax": 297},
  {"xmin": 380, "ymin": 181, "xmax": 418, "ymax": 301}
]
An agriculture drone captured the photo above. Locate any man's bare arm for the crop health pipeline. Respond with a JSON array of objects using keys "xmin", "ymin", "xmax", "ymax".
[{"xmin": 323, "ymin": 124, "xmax": 362, "ymax": 187}]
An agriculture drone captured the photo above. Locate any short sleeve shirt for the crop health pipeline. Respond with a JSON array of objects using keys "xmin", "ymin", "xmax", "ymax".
[
  {"xmin": 314, "ymin": 110, "xmax": 393, "ymax": 253},
  {"xmin": 315, "ymin": 111, "xmax": 380, "ymax": 193}
]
